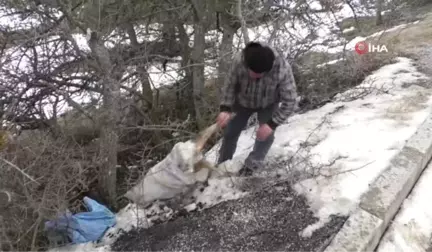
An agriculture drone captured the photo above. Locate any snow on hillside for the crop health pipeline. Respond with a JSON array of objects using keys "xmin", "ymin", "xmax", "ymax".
[
  {"xmin": 0, "ymin": 7, "xmax": 41, "ymax": 29},
  {"xmin": 49, "ymin": 56, "xmax": 432, "ymax": 252},
  {"xmin": 204, "ymin": 56, "xmax": 432, "ymax": 237}
]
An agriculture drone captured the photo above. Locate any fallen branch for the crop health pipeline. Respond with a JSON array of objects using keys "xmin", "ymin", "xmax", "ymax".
[
  {"xmin": 0, "ymin": 157, "xmax": 40, "ymax": 184},
  {"xmin": 320, "ymin": 160, "xmax": 375, "ymax": 178}
]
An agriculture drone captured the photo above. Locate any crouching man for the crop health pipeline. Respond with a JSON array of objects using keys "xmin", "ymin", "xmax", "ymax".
[{"xmin": 216, "ymin": 41, "xmax": 298, "ymax": 176}]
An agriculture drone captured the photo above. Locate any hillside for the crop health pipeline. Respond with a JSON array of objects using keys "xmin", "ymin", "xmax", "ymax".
[{"xmin": 36, "ymin": 1, "xmax": 432, "ymax": 252}]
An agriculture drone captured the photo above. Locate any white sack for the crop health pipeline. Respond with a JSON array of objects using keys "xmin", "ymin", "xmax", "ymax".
[{"xmin": 124, "ymin": 140, "xmax": 207, "ymax": 206}]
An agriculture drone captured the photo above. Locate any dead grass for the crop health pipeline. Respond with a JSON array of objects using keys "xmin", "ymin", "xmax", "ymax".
[
  {"xmin": 340, "ymin": 16, "xmax": 388, "ymax": 41},
  {"xmin": 296, "ymin": 51, "xmax": 340, "ymax": 67},
  {"xmin": 339, "ymin": 2, "xmax": 432, "ymax": 56},
  {"xmin": 370, "ymin": 12, "xmax": 432, "ymax": 54},
  {"xmin": 294, "ymin": 49, "xmax": 397, "ymax": 112},
  {"xmin": 339, "ymin": 2, "xmax": 432, "ymax": 41},
  {"xmin": 0, "ymin": 131, "xmax": 98, "ymax": 251}
]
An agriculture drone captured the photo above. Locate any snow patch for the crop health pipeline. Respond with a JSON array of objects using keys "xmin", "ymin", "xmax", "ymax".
[
  {"xmin": 192, "ymin": 176, "xmax": 248, "ymax": 209},
  {"xmin": 71, "ymin": 34, "xmax": 91, "ymax": 52},
  {"xmin": 369, "ymin": 23, "xmax": 410, "ymax": 38},
  {"xmin": 343, "ymin": 26, "xmax": 356, "ymax": 33},
  {"xmin": 376, "ymin": 162, "xmax": 432, "ymax": 252},
  {"xmin": 317, "ymin": 58, "xmax": 343, "ymax": 68},
  {"xmin": 315, "ymin": 21, "xmax": 417, "ymax": 54},
  {"xmin": 0, "ymin": 8, "xmax": 41, "ymax": 29},
  {"xmin": 294, "ymin": 57, "xmax": 432, "ymax": 236},
  {"xmin": 48, "ymin": 242, "xmax": 110, "ymax": 252}
]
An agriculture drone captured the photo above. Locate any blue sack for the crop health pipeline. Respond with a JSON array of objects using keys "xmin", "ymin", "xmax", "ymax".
[{"xmin": 44, "ymin": 197, "xmax": 116, "ymax": 244}]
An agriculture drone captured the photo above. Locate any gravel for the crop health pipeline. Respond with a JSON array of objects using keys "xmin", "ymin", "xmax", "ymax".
[{"xmin": 111, "ymin": 178, "xmax": 347, "ymax": 252}]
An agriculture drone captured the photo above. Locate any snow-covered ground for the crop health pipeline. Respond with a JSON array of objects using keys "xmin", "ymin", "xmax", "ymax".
[
  {"xmin": 333, "ymin": 22, "xmax": 417, "ymax": 54},
  {"xmin": 205, "ymin": 56, "xmax": 432, "ymax": 237},
  {"xmin": 376, "ymin": 161, "xmax": 432, "ymax": 252},
  {"xmin": 49, "ymin": 55, "xmax": 432, "ymax": 252}
]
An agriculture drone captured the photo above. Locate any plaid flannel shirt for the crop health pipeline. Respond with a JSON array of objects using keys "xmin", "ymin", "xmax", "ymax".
[{"xmin": 220, "ymin": 43, "xmax": 298, "ymax": 129}]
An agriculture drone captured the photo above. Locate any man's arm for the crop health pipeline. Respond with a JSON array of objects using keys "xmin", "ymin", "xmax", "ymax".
[
  {"xmin": 219, "ymin": 54, "xmax": 241, "ymax": 113},
  {"xmin": 267, "ymin": 61, "xmax": 298, "ymax": 130}
]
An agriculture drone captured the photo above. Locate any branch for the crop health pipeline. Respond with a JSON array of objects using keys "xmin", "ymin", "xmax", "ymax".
[
  {"xmin": 270, "ymin": 3, "xmax": 331, "ymax": 15},
  {"xmin": 56, "ymin": 0, "xmax": 87, "ymax": 33},
  {"xmin": 0, "ymin": 158, "xmax": 40, "ymax": 185},
  {"xmin": 0, "ymin": 98, "xmax": 18, "ymax": 128},
  {"xmin": 40, "ymin": 80, "xmax": 96, "ymax": 122},
  {"xmin": 237, "ymin": 0, "xmax": 250, "ymax": 45},
  {"xmin": 345, "ymin": 0, "xmax": 361, "ymax": 31}
]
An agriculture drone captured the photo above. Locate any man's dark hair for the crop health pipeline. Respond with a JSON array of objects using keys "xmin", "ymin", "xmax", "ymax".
[{"xmin": 243, "ymin": 42, "xmax": 275, "ymax": 73}]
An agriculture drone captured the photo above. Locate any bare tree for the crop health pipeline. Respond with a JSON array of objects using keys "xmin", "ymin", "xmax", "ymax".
[
  {"xmin": 376, "ymin": 0, "xmax": 383, "ymax": 25},
  {"xmin": 188, "ymin": 0, "xmax": 211, "ymax": 130},
  {"xmin": 86, "ymin": 29, "xmax": 120, "ymax": 207},
  {"xmin": 216, "ymin": 1, "xmax": 240, "ymax": 97}
]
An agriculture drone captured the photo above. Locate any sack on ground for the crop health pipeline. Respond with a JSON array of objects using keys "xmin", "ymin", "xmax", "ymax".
[{"xmin": 124, "ymin": 140, "xmax": 204, "ymax": 206}]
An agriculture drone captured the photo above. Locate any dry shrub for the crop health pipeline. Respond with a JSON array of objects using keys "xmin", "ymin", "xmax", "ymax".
[
  {"xmin": 391, "ymin": 0, "xmax": 432, "ymax": 8},
  {"xmin": 57, "ymin": 108, "xmax": 101, "ymax": 145},
  {"xmin": 0, "ymin": 130, "xmax": 97, "ymax": 251},
  {"xmin": 294, "ymin": 50, "xmax": 397, "ymax": 112}
]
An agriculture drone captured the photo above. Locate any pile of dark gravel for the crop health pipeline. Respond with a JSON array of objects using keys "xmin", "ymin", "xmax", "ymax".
[{"xmin": 111, "ymin": 179, "xmax": 347, "ymax": 251}]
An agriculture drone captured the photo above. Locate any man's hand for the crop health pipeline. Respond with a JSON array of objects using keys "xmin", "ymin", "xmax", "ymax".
[
  {"xmin": 216, "ymin": 112, "xmax": 231, "ymax": 128},
  {"xmin": 256, "ymin": 124, "xmax": 273, "ymax": 141}
]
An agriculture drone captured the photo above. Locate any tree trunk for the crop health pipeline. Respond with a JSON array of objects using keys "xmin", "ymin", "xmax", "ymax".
[
  {"xmin": 191, "ymin": 22, "xmax": 206, "ymax": 130},
  {"xmin": 125, "ymin": 22, "xmax": 164, "ymax": 144},
  {"xmin": 376, "ymin": 0, "xmax": 383, "ymax": 25},
  {"xmin": 217, "ymin": 29, "xmax": 236, "ymax": 96},
  {"xmin": 190, "ymin": 0, "xmax": 207, "ymax": 130},
  {"xmin": 217, "ymin": 5, "xmax": 239, "ymax": 98},
  {"xmin": 237, "ymin": 0, "xmax": 250, "ymax": 45},
  {"xmin": 124, "ymin": 23, "xmax": 153, "ymax": 109},
  {"xmin": 87, "ymin": 30, "xmax": 119, "ymax": 208},
  {"xmin": 176, "ymin": 23, "xmax": 195, "ymax": 117}
]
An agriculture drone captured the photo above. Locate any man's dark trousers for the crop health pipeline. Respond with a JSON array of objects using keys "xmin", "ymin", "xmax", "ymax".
[{"xmin": 217, "ymin": 103, "xmax": 277, "ymax": 170}]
